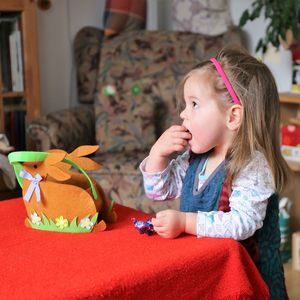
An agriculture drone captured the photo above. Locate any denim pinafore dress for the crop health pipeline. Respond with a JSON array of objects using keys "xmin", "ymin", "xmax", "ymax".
[{"xmin": 180, "ymin": 153, "xmax": 288, "ymax": 300}]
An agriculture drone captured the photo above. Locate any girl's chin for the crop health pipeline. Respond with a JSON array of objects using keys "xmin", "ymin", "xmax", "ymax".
[
  {"xmin": 188, "ymin": 141, "xmax": 201, "ymax": 153},
  {"xmin": 188, "ymin": 141, "xmax": 210, "ymax": 154}
]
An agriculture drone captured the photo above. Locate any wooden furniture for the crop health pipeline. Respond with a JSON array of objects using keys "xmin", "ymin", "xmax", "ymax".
[
  {"xmin": 284, "ymin": 261, "xmax": 300, "ymax": 300},
  {"xmin": 0, "ymin": 198, "xmax": 269, "ymax": 299},
  {"xmin": 0, "ymin": 180, "xmax": 21, "ymax": 200},
  {"xmin": 0, "ymin": 0, "xmax": 40, "ymax": 150},
  {"xmin": 279, "ymin": 92, "xmax": 300, "ymax": 232}
]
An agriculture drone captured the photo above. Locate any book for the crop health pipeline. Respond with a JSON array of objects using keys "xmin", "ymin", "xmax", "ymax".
[
  {"xmin": 0, "ymin": 18, "xmax": 14, "ymax": 92},
  {"xmin": 16, "ymin": 110, "xmax": 26, "ymax": 150},
  {"xmin": 14, "ymin": 30, "xmax": 23, "ymax": 91},
  {"xmin": 9, "ymin": 27, "xmax": 23, "ymax": 92},
  {"xmin": 9, "ymin": 111, "xmax": 16, "ymax": 148},
  {"xmin": 5, "ymin": 109, "xmax": 26, "ymax": 151},
  {"xmin": 9, "ymin": 30, "xmax": 17, "ymax": 91}
]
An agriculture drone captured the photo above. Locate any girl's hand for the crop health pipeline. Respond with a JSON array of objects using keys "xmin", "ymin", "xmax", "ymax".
[
  {"xmin": 150, "ymin": 125, "xmax": 191, "ymax": 158},
  {"xmin": 145, "ymin": 125, "xmax": 191, "ymax": 172},
  {"xmin": 152, "ymin": 209, "xmax": 186, "ymax": 239}
]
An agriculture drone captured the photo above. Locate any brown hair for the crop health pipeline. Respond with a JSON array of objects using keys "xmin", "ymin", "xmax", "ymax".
[{"xmin": 177, "ymin": 46, "xmax": 290, "ymax": 192}]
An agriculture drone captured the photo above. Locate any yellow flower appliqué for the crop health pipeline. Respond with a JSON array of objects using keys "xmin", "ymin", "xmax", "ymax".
[{"xmin": 55, "ymin": 216, "xmax": 69, "ymax": 229}]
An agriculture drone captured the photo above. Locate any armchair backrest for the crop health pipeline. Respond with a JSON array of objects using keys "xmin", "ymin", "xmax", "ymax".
[{"xmin": 94, "ymin": 29, "xmax": 242, "ymax": 153}]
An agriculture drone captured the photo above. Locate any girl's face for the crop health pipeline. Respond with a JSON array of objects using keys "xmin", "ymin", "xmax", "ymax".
[{"xmin": 180, "ymin": 71, "xmax": 230, "ymax": 155}]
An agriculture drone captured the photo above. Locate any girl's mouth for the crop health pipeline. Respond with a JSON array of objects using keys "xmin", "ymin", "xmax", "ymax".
[{"xmin": 186, "ymin": 129, "xmax": 192, "ymax": 142}]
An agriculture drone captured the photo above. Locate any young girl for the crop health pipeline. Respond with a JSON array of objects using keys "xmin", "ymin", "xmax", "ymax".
[{"xmin": 140, "ymin": 46, "xmax": 289, "ymax": 299}]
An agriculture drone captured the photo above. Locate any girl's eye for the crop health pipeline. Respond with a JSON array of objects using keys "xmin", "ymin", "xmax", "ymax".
[{"xmin": 192, "ymin": 101, "xmax": 199, "ymax": 108}]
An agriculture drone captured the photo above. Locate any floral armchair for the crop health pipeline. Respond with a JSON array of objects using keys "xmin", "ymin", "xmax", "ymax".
[{"xmin": 28, "ymin": 27, "xmax": 242, "ymax": 213}]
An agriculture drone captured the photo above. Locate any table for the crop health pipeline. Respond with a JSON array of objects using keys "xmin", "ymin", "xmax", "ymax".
[{"xmin": 0, "ymin": 198, "xmax": 269, "ymax": 299}]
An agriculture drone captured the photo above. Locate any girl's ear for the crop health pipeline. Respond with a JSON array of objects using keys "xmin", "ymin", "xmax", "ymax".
[{"xmin": 226, "ymin": 104, "xmax": 243, "ymax": 131}]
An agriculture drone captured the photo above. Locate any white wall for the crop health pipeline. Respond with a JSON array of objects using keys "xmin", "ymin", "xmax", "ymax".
[
  {"xmin": 37, "ymin": 0, "xmax": 105, "ymax": 114},
  {"xmin": 37, "ymin": 0, "xmax": 292, "ymax": 114}
]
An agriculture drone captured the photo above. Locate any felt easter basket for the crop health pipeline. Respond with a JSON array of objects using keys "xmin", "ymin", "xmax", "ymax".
[{"xmin": 8, "ymin": 145, "xmax": 116, "ymax": 233}]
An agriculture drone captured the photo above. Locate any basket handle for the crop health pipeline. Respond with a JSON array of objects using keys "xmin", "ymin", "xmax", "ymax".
[{"xmin": 8, "ymin": 151, "xmax": 98, "ymax": 200}]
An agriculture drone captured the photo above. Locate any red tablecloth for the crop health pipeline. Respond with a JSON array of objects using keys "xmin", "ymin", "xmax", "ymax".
[{"xmin": 0, "ymin": 198, "xmax": 269, "ymax": 300}]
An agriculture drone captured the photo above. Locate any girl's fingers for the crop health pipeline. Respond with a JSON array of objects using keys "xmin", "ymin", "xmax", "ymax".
[
  {"xmin": 169, "ymin": 125, "xmax": 188, "ymax": 132},
  {"xmin": 153, "ymin": 226, "xmax": 164, "ymax": 233},
  {"xmin": 172, "ymin": 138, "xmax": 188, "ymax": 146},
  {"xmin": 156, "ymin": 210, "xmax": 168, "ymax": 218},
  {"xmin": 152, "ymin": 217, "xmax": 164, "ymax": 227},
  {"xmin": 156, "ymin": 232, "xmax": 167, "ymax": 238},
  {"xmin": 156, "ymin": 231, "xmax": 170, "ymax": 238},
  {"xmin": 171, "ymin": 131, "xmax": 191, "ymax": 140}
]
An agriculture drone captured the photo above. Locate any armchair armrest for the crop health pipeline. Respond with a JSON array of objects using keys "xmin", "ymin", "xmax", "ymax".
[{"xmin": 27, "ymin": 106, "xmax": 95, "ymax": 152}]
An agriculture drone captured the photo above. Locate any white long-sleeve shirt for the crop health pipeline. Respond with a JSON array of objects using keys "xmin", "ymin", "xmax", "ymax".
[{"xmin": 140, "ymin": 151, "xmax": 275, "ymax": 240}]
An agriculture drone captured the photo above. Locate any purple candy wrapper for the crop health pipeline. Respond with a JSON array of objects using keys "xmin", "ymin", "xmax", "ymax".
[{"xmin": 132, "ymin": 218, "xmax": 155, "ymax": 236}]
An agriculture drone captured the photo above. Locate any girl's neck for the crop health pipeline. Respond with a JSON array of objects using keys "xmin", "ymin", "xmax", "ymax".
[{"xmin": 204, "ymin": 148, "xmax": 226, "ymax": 175}]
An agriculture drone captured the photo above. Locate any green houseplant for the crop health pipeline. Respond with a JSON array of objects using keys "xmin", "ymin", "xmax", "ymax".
[{"xmin": 239, "ymin": 0, "xmax": 300, "ymax": 53}]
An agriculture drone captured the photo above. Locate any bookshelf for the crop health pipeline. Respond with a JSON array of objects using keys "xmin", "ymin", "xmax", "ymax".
[
  {"xmin": 279, "ymin": 92, "xmax": 300, "ymax": 234},
  {"xmin": 279, "ymin": 92, "xmax": 300, "ymax": 172},
  {"xmin": 0, "ymin": 0, "xmax": 40, "ymax": 151}
]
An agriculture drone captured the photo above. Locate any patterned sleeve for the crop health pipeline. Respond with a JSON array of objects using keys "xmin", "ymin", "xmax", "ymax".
[
  {"xmin": 197, "ymin": 152, "xmax": 275, "ymax": 240},
  {"xmin": 139, "ymin": 151, "xmax": 190, "ymax": 200}
]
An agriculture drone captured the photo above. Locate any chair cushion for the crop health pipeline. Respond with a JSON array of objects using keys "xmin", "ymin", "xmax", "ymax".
[
  {"xmin": 92, "ymin": 150, "xmax": 146, "ymax": 175},
  {"xmin": 88, "ymin": 151, "xmax": 180, "ymax": 213},
  {"xmin": 96, "ymin": 87, "xmax": 156, "ymax": 153}
]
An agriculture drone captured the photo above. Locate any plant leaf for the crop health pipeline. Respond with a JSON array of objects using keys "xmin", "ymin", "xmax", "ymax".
[{"xmin": 239, "ymin": 10, "xmax": 249, "ymax": 27}]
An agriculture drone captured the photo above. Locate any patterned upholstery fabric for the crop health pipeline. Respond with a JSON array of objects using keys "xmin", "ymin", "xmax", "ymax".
[
  {"xmin": 90, "ymin": 151, "xmax": 180, "ymax": 213},
  {"xmin": 96, "ymin": 88, "xmax": 156, "ymax": 152},
  {"xmin": 28, "ymin": 28, "xmax": 242, "ymax": 213},
  {"xmin": 74, "ymin": 27, "xmax": 103, "ymax": 104},
  {"xmin": 28, "ymin": 106, "xmax": 95, "ymax": 152}
]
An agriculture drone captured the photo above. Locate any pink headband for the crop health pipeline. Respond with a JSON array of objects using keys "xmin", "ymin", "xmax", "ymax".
[{"xmin": 210, "ymin": 58, "xmax": 241, "ymax": 105}]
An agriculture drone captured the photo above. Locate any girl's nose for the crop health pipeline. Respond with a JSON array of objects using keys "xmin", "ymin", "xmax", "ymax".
[{"xmin": 180, "ymin": 109, "xmax": 186, "ymax": 120}]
